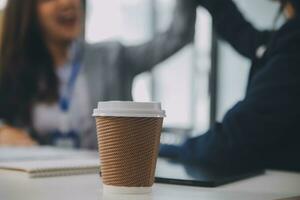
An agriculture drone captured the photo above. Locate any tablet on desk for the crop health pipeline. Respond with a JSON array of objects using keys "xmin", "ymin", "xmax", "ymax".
[{"xmin": 155, "ymin": 158, "xmax": 265, "ymax": 187}]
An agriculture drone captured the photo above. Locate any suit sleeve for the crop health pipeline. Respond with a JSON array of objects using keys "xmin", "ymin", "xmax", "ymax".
[
  {"xmin": 121, "ymin": 0, "xmax": 196, "ymax": 76},
  {"xmin": 178, "ymin": 55, "xmax": 300, "ymax": 168},
  {"xmin": 198, "ymin": 0, "xmax": 272, "ymax": 59}
]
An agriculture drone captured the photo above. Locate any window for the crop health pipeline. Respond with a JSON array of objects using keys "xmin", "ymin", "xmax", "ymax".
[
  {"xmin": 86, "ymin": 0, "xmax": 152, "ymax": 44},
  {"xmin": 86, "ymin": 0, "xmax": 213, "ymax": 135}
]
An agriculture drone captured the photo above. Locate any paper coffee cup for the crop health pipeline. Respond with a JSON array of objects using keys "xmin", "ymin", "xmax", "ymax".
[{"xmin": 93, "ymin": 101, "xmax": 165, "ymax": 194}]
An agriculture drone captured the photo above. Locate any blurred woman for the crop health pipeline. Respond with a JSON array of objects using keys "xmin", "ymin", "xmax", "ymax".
[
  {"xmin": 0, "ymin": 0, "xmax": 196, "ymax": 148},
  {"xmin": 160, "ymin": 0, "xmax": 300, "ymax": 171}
]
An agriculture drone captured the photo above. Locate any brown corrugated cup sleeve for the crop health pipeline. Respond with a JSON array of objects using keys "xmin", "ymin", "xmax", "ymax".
[{"xmin": 96, "ymin": 117, "xmax": 163, "ymax": 187}]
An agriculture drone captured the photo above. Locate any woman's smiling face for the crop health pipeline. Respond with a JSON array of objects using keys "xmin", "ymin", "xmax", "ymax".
[{"xmin": 37, "ymin": 0, "xmax": 83, "ymax": 44}]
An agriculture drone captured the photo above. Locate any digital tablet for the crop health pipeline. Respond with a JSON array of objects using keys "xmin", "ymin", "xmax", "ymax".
[{"xmin": 155, "ymin": 158, "xmax": 265, "ymax": 187}]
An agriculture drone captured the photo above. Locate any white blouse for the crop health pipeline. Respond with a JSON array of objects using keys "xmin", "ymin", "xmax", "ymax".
[{"xmin": 32, "ymin": 63, "xmax": 93, "ymax": 140}]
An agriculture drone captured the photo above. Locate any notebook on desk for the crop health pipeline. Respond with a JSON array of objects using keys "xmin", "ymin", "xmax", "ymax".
[
  {"xmin": 0, "ymin": 158, "xmax": 100, "ymax": 178},
  {"xmin": 0, "ymin": 146, "xmax": 100, "ymax": 178},
  {"xmin": 0, "ymin": 146, "xmax": 97, "ymax": 162}
]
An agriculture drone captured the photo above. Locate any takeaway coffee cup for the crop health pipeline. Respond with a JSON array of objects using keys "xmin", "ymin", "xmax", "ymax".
[{"xmin": 93, "ymin": 101, "xmax": 166, "ymax": 194}]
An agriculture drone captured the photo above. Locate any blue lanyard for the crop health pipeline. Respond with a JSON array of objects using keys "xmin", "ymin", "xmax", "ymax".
[{"xmin": 59, "ymin": 49, "xmax": 82, "ymax": 112}]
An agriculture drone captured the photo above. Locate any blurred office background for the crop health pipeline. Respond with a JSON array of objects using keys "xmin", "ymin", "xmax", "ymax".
[
  {"xmin": 0, "ymin": 0, "xmax": 280, "ymax": 138},
  {"xmin": 86, "ymin": 0, "xmax": 212, "ymax": 137},
  {"xmin": 85, "ymin": 0, "xmax": 279, "ymax": 136}
]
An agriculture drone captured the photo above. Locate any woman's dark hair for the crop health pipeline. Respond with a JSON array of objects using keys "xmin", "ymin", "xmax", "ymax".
[
  {"xmin": 0, "ymin": 0, "xmax": 86, "ymax": 126},
  {"xmin": 0, "ymin": 0, "xmax": 58, "ymax": 126}
]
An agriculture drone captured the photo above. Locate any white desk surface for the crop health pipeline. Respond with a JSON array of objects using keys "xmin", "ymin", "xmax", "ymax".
[{"xmin": 1, "ymin": 169, "xmax": 300, "ymax": 200}]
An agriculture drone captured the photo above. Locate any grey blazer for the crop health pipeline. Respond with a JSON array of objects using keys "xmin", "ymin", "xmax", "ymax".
[{"xmin": 74, "ymin": 0, "xmax": 195, "ymax": 148}]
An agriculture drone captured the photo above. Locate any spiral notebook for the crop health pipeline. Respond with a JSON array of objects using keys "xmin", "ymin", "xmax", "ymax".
[{"xmin": 0, "ymin": 158, "xmax": 100, "ymax": 178}]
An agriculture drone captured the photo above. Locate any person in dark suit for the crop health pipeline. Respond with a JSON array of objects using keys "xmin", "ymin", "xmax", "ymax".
[{"xmin": 160, "ymin": 0, "xmax": 300, "ymax": 171}]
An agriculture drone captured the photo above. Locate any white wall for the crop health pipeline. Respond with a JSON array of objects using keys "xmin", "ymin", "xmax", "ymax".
[{"xmin": 216, "ymin": 0, "xmax": 279, "ymax": 121}]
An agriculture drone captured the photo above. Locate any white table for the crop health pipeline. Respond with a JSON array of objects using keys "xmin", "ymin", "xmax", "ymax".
[{"xmin": 1, "ymin": 169, "xmax": 300, "ymax": 200}]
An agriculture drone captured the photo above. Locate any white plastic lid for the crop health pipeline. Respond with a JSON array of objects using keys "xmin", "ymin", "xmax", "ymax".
[{"xmin": 92, "ymin": 101, "xmax": 166, "ymax": 118}]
